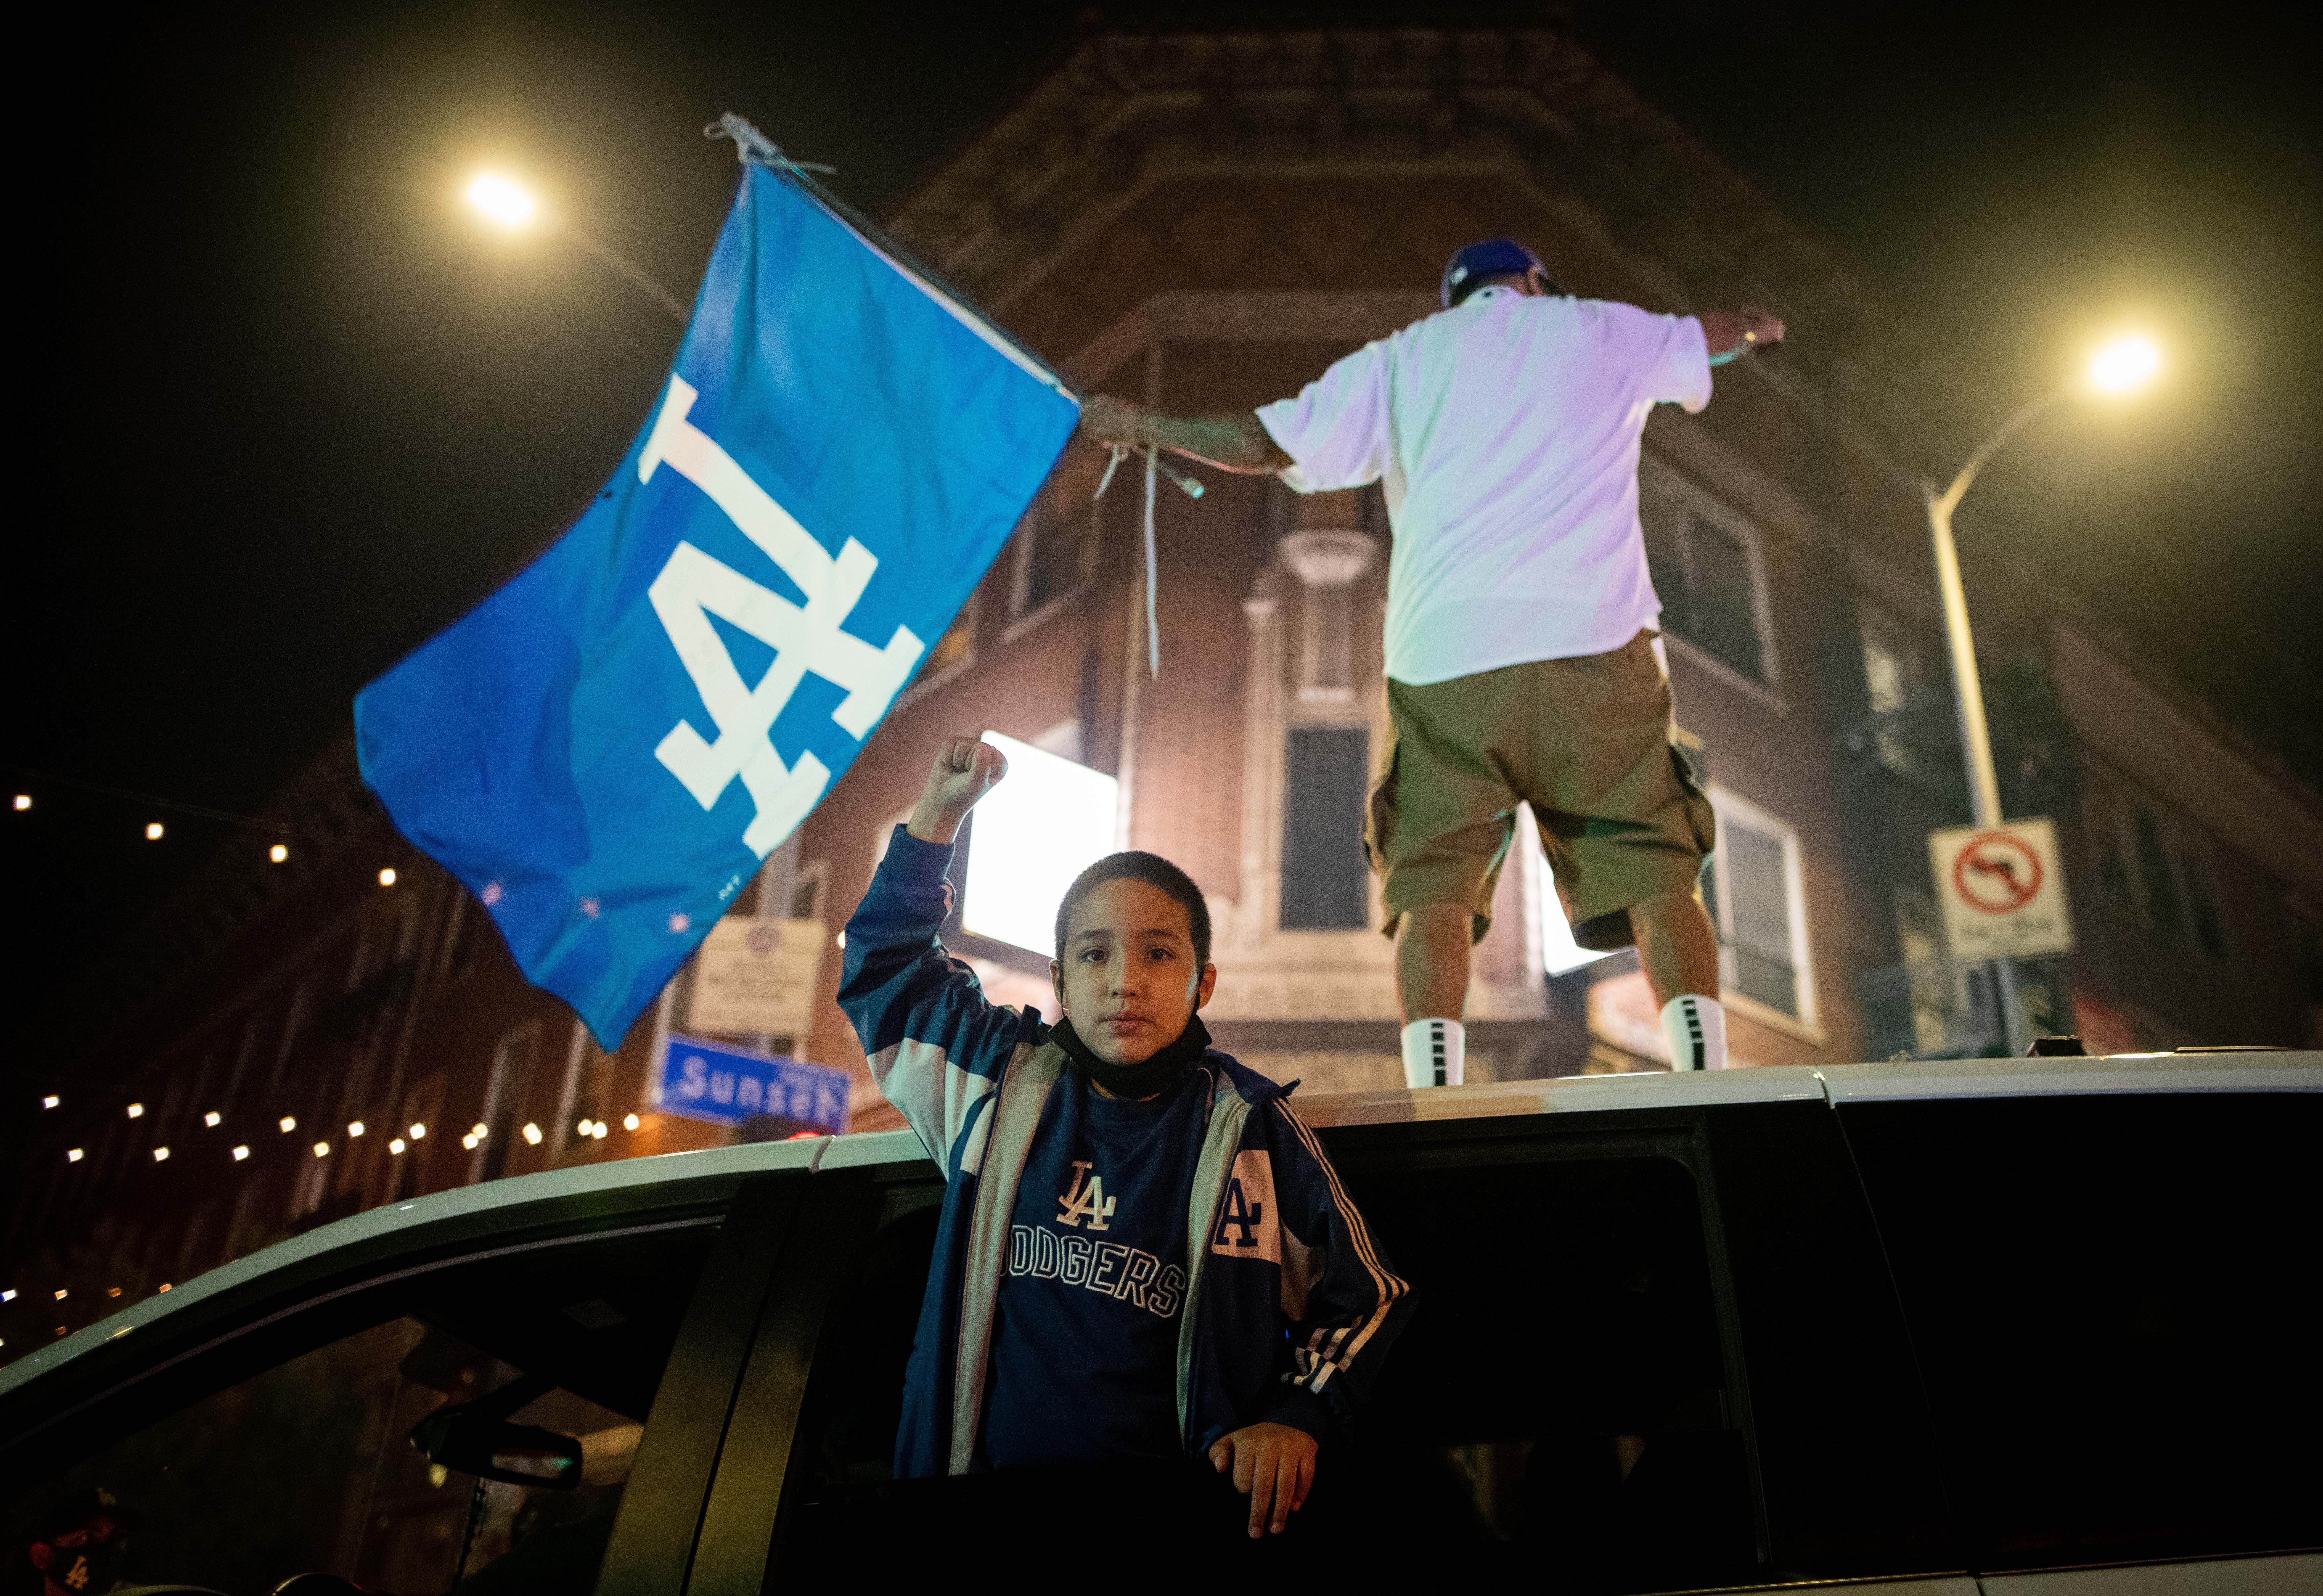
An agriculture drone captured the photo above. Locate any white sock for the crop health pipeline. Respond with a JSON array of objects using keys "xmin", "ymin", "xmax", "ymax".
[
  {"xmin": 1401, "ymin": 1019, "xmax": 1464, "ymax": 1088},
  {"xmin": 1660, "ymin": 995, "xmax": 1727, "ymax": 1072}
]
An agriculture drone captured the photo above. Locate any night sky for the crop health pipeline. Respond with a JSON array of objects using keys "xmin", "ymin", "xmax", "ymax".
[{"xmin": 6, "ymin": 2, "xmax": 2316, "ymax": 1051}]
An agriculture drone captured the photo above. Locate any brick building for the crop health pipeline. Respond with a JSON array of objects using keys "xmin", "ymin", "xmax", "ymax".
[{"xmin": 7, "ymin": 21, "xmax": 2320, "ymax": 1347}]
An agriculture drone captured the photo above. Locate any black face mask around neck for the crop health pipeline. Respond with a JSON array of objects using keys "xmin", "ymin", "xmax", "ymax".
[{"xmin": 1052, "ymin": 1011, "xmax": 1212, "ymax": 1100}]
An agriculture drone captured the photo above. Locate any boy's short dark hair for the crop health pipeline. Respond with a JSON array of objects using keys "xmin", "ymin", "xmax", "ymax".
[{"xmin": 1054, "ymin": 852, "xmax": 1212, "ymax": 968}]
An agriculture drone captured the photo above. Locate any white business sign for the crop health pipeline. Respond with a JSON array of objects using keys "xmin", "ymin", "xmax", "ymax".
[
  {"xmin": 962, "ymin": 731, "xmax": 1120, "ymax": 958},
  {"xmin": 1928, "ymin": 818, "xmax": 2074, "ymax": 962},
  {"xmin": 687, "ymin": 915, "xmax": 827, "ymax": 1036}
]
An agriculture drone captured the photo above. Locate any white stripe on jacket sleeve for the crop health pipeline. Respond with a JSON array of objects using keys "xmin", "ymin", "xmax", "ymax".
[
  {"xmin": 1274, "ymin": 1099, "xmax": 1408, "ymax": 1390},
  {"xmin": 867, "ymin": 1037, "xmax": 1000, "ymax": 1178}
]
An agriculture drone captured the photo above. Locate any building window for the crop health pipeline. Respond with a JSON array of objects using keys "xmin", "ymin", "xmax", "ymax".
[
  {"xmin": 1018, "ymin": 505, "xmax": 1095, "ymax": 618},
  {"xmin": 2099, "ymin": 777, "xmax": 2231, "ymax": 959},
  {"xmin": 474, "ymin": 1024, "xmax": 538, "ymax": 1185},
  {"xmin": 1702, "ymin": 787, "xmax": 1816, "ymax": 1024},
  {"xmin": 2086, "ymin": 783, "xmax": 2134, "ymax": 901},
  {"xmin": 2186, "ymin": 860, "xmax": 2227, "ymax": 959},
  {"xmin": 787, "ymin": 859, "xmax": 827, "ymax": 923},
  {"xmin": 906, "ymin": 592, "xmax": 978, "ymax": 697},
  {"xmin": 1280, "ymin": 727, "xmax": 1369, "ymax": 929},
  {"xmin": 1009, "ymin": 441, "xmax": 1108, "ymax": 631},
  {"xmin": 1859, "ymin": 605, "xmax": 1929, "ymax": 775},
  {"xmin": 1012, "ymin": 497, "xmax": 1099, "ymax": 626},
  {"xmin": 2129, "ymin": 803, "xmax": 2182, "ymax": 938},
  {"xmin": 1644, "ymin": 499, "xmax": 1776, "ymax": 689}
]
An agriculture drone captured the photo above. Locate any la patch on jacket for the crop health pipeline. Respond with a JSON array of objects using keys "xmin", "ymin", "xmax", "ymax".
[{"xmin": 354, "ymin": 159, "xmax": 1078, "ymax": 1047}]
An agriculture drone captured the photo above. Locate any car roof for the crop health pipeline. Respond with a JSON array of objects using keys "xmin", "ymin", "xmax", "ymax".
[{"xmin": 7, "ymin": 1050, "xmax": 2314, "ymax": 1398}]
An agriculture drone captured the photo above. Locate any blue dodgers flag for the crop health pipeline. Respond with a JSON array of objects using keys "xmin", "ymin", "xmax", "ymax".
[{"xmin": 355, "ymin": 161, "xmax": 1078, "ymax": 1046}]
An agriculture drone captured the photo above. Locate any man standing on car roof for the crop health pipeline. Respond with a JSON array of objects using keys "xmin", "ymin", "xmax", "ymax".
[{"xmin": 1080, "ymin": 239, "xmax": 1785, "ymax": 1084}]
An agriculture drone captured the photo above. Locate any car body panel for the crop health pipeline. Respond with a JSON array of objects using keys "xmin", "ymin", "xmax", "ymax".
[
  {"xmin": 11, "ymin": 1054, "xmax": 2316, "ymax": 1400},
  {"xmin": 1980, "ymin": 1550, "xmax": 2323, "ymax": 1594},
  {"xmin": 7, "ymin": 1053, "xmax": 2315, "ymax": 1594}
]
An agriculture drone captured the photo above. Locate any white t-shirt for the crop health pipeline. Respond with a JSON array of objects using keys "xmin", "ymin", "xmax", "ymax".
[{"xmin": 1255, "ymin": 286, "xmax": 1712, "ymax": 685}]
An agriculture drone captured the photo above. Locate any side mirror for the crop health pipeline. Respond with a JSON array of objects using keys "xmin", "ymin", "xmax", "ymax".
[{"xmin": 409, "ymin": 1377, "xmax": 583, "ymax": 1491}]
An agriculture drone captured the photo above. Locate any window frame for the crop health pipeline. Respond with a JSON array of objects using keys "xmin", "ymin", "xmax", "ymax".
[
  {"xmin": 2085, "ymin": 769, "xmax": 2235, "ymax": 961},
  {"xmin": 896, "ymin": 590, "xmax": 980, "ymax": 709},
  {"xmin": 1277, "ymin": 724, "xmax": 1371, "ymax": 932},
  {"xmin": 1702, "ymin": 784, "xmax": 1822, "ymax": 1039},
  {"xmin": 786, "ymin": 1107, "xmax": 1802, "ymax": 1589},
  {"xmin": 786, "ymin": 858, "xmax": 829, "ymax": 925},
  {"xmin": 1857, "ymin": 600, "xmax": 1932, "ymax": 777},
  {"xmin": 470, "ymin": 1022, "xmax": 540, "ymax": 1186},
  {"xmin": 1642, "ymin": 465, "xmax": 1785, "ymax": 707},
  {"xmin": 1003, "ymin": 495, "xmax": 1102, "ymax": 642}
]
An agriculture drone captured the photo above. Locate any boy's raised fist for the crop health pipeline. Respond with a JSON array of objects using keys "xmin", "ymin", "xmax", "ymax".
[{"xmin": 908, "ymin": 735, "xmax": 1007, "ymax": 844}]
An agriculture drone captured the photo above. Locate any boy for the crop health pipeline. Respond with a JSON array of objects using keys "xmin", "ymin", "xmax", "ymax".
[{"xmin": 838, "ymin": 734, "xmax": 1413, "ymax": 1537}]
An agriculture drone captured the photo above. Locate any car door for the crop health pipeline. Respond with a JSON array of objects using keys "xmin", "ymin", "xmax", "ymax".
[
  {"xmin": 770, "ymin": 1098, "xmax": 1973, "ymax": 1593},
  {"xmin": 1698, "ymin": 1096, "xmax": 1972, "ymax": 1593},
  {"xmin": 1836, "ymin": 1081, "xmax": 2323, "ymax": 1594},
  {"xmin": 0, "ymin": 1141, "xmax": 859, "ymax": 1595}
]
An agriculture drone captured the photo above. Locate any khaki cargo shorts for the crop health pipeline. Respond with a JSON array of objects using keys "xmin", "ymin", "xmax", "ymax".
[{"xmin": 1365, "ymin": 629, "xmax": 1716, "ymax": 950}]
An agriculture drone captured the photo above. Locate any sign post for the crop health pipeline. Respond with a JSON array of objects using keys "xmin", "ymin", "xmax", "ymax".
[
  {"xmin": 1928, "ymin": 818, "xmax": 2074, "ymax": 1054},
  {"xmin": 654, "ymin": 1032, "xmax": 850, "ymax": 1137}
]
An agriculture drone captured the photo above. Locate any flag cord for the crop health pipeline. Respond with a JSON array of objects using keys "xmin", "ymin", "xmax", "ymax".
[
  {"xmin": 1094, "ymin": 444, "xmax": 1200, "ymax": 678},
  {"xmin": 1143, "ymin": 446, "xmax": 1160, "ymax": 678},
  {"xmin": 713, "ymin": 108, "xmax": 1204, "ymax": 681}
]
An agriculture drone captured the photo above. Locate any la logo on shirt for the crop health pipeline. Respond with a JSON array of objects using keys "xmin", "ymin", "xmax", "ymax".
[
  {"xmin": 1008, "ymin": 1155, "xmax": 1186, "ymax": 1318},
  {"xmin": 1057, "ymin": 1159, "xmax": 1117, "ymax": 1230}
]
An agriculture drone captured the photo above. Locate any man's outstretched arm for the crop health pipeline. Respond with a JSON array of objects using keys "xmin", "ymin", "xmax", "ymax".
[{"xmin": 1079, "ymin": 395, "xmax": 1294, "ymax": 475}]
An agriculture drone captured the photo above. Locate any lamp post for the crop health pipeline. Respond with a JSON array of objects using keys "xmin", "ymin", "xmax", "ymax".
[
  {"xmin": 1921, "ymin": 335, "xmax": 2161, "ymax": 1056},
  {"xmin": 464, "ymin": 174, "xmax": 690, "ymax": 325}
]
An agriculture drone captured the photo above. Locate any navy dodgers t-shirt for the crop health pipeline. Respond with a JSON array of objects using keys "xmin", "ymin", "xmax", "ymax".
[{"xmin": 979, "ymin": 1065, "xmax": 1211, "ymax": 1469}]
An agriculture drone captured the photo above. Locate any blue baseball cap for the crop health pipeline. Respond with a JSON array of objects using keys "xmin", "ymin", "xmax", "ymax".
[{"xmin": 1441, "ymin": 238, "xmax": 1552, "ymax": 308}]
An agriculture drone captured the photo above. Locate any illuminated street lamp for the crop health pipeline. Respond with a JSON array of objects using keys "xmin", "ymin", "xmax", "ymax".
[
  {"xmin": 465, "ymin": 173, "xmax": 537, "ymax": 229},
  {"xmin": 461, "ymin": 171, "xmax": 690, "ymax": 324},
  {"xmin": 1921, "ymin": 336, "xmax": 2162, "ymax": 1054}
]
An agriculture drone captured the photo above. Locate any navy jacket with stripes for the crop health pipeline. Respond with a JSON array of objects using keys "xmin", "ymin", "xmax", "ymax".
[{"xmin": 839, "ymin": 827, "xmax": 1415, "ymax": 1478}]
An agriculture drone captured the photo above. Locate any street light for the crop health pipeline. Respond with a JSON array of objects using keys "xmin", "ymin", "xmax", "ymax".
[
  {"xmin": 461, "ymin": 170, "xmax": 690, "ymax": 325},
  {"xmin": 465, "ymin": 173, "xmax": 537, "ymax": 229},
  {"xmin": 1921, "ymin": 334, "xmax": 2162, "ymax": 1055},
  {"xmin": 2089, "ymin": 336, "xmax": 2161, "ymax": 395}
]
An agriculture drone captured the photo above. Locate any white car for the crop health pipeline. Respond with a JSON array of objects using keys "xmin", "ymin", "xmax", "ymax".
[{"xmin": 2, "ymin": 1053, "xmax": 2316, "ymax": 1594}]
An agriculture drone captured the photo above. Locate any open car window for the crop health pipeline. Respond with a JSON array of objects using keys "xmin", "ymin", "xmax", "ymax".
[
  {"xmin": 8, "ymin": 1318, "xmax": 632, "ymax": 1594},
  {"xmin": 785, "ymin": 1132, "xmax": 1760, "ymax": 1592},
  {"xmin": 3, "ymin": 1219, "xmax": 719, "ymax": 1595}
]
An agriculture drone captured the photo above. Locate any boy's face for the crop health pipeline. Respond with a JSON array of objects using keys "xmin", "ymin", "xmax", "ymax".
[{"xmin": 1050, "ymin": 877, "xmax": 1216, "ymax": 1067}]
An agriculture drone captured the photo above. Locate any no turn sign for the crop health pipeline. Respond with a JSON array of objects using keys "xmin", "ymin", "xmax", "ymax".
[{"xmin": 1928, "ymin": 818, "xmax": 2075, "ymax": 962}]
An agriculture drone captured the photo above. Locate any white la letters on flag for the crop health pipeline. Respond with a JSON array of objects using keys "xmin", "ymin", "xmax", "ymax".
[{"xmin": 641, "ymin": 375, "xmax": 926, "ymax": 854}]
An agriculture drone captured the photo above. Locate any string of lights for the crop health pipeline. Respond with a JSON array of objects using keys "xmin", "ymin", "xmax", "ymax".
[
  {"xmin": 28, "ymin": 1093, "xmax": 652, "ymax": 1166},
  {"xmin": 5, "ymin": 1096, "xmax": 663, "ymax": 1346},
  {"xmin": 6, "ymin": 766, "xmax": 408, "ymax": 860}
]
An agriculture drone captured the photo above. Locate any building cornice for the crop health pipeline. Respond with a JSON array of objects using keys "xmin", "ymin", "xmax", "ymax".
[{"xmin": 885, "ymin": 25, "xmax": 1987, "ymax": 491}]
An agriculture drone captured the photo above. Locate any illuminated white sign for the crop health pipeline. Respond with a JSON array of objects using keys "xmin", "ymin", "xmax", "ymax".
[
  {"xmin": 1524, "ymin": 816, "xmax": 1618, "ymax": 977},
  {"xmin": 962, "ymin": 731, "xmax": 1120, "ymax": 959}
]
